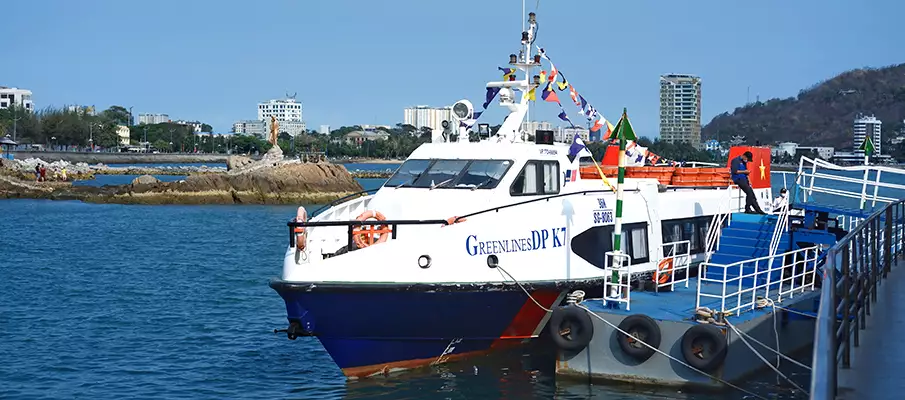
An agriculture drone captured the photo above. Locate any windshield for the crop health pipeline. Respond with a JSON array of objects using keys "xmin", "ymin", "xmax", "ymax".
[
  {"xmin": 412, "ymin": 160, "xmax": 469, "ymax": 188},
  {"xmin": 384, "ymin": 159, "xmax": 431, "ymax": 187},
  {"xmin": 384, "ymin": 159, "xmax": 514, "ymax": 189},
  {"xmin": 454, "ymin": 160, "xmax": 511, "ymax": 189}
]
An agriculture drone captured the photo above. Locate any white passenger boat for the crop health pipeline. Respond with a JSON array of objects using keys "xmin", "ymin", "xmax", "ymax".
[{"xmin": 270, "ymin": 10, "xmax": 774, "ymax": 379}]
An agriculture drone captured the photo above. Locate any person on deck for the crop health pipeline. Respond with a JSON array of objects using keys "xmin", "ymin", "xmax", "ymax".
[
  {"xmin": 730, "ymin": 151, "xmax": 766, "ymax": 214},
  {"xmin": 772, "ymin": 188, "xmax": 789, "ymax": 213}
]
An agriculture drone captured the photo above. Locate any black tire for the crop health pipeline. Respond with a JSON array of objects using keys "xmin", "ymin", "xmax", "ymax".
[
  {"xmin": 680, "ymin": 324, "xmax": 728, "ymax": 372},
  {"xmin": 616, "ymin": 314, "xmax": 662, "ymax": 362},
  {"xmin": 547, "ymin": 306, "xmax": 594, "ymax": 352}
]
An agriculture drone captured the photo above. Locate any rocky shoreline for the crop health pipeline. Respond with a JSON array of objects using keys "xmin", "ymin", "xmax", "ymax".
[{"xmin": 0, "ymin": 151, "xmax": 363, "ymax": 205}]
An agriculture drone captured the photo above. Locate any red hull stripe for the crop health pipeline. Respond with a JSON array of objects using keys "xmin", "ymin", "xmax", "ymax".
[{"xmin": 492, "ymin": 290, "xmax": 561, "ymax": 348}]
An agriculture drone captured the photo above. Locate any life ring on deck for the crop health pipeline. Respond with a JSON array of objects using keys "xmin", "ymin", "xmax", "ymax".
[
  {"xmin": 616, "ymin": 314, "xmax": 662, "ymax": 362},
  {"xmin": 352, "ymin": 210, "xmax": 393, "ymax": 249},
  {"xmin": 680, "ymin": 324, "xmax": 728, "ymax": 372},
  {"xmin": 653, "ymin": 258, "xmax": 674, "ymax": 284},
  {"xmin": 294, "ymin": 207, "xmax": 308, "ymax": 251},
  {"xmin": 547, "ymin": 306, "xmax": 594, "ymax": 352}
]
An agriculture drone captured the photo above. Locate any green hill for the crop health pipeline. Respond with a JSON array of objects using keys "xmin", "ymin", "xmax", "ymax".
[{"xmin": 703, "ymin": 63, "xmax": 905, "ymax": 150}]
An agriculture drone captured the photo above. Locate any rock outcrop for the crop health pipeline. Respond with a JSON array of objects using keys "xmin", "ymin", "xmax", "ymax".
[{"xmin": 0, "ymin": 162, "xmax": 363, "ymax": 205}]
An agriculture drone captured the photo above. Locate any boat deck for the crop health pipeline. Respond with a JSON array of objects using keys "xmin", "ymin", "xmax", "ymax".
[
  {"xmin": 835, "ymin": 257, "xmax": 905, "ymax": 400},
  {"xmin": 583, "ymin": 278, "xmax": 818, "ymax": 325}
]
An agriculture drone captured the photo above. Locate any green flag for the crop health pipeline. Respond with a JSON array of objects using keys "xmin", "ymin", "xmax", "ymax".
[
  {"xmin": 604, "ymin": 108, "xmax": 637, "ymax": 141},
  {"xmin": 859, "ymin": 135, "xmax": 875, "ymax": 156}
]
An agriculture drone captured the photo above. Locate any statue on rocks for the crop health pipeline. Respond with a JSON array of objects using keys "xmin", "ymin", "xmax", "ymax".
[{"xmin": 268, "ymin": 116, "xmax": 279, "ymax": 146}]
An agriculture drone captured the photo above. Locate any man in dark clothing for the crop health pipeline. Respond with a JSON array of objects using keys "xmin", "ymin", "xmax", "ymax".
[{"xmin": 730, "ymin": 151, "xmax": 766, "ymax": 214}]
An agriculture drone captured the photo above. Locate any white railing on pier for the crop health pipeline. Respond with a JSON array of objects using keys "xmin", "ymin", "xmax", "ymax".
[
  {"xmin": 795, "ymin": 156, "xmax": 905, "ymax": 210},
  {"xmin": 602, "ymin": 251, "xmax": 633, "ymax": 310},
  {"xmin": 696, "ymin": 246, "xmax": 819, "ymax": 316},
  {"xmin": 655, "ymin": 240, "xmax": 692, "ymax": 291}
]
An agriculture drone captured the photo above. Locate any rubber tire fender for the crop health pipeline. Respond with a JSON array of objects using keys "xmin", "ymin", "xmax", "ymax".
[
  {"xmin": 616, "ymin": 314, "xmax": 662, "ymax": 362},
  {"xmin": 680, "ymin": 324, "xmax": 728, "ymax": 372},
  {"xmin": 547, "ymin": 306, "xmax": 594, "ymax": 352}
]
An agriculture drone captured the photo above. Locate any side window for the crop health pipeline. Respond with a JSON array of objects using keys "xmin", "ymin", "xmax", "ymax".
[
  {"xmin": 571, "ymin": 223, "xmax": 649, "ymax": 267},
  {"xmin": 510, "ymin": 160, "xmax": 560, "ymax": 196}
]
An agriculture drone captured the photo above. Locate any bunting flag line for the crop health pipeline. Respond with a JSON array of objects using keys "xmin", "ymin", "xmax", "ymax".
[
  {"xmin": 534, "ymin": 45, "xmax": 613, "ymax": 137},
  {"xmin": 498, "ymin": 67, "xmax": 516, "ymax": 81}
]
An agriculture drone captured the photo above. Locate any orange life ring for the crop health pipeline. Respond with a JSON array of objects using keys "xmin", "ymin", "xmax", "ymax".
[
  {"xmin": 352, "ymin": 210, "xmax": 392, "ymax": 249},
  {"xmin": 294, "ymin": 207, "xmax": 308, "ymax": 251},
  {"xmin": 653, "ymin": 258, "xmax": 674, "ymax": 284}
]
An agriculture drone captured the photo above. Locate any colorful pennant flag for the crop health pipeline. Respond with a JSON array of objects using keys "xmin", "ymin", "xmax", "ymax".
[
  {"xmin": 539, "ymin": 71, "xmax": 547, "ymax": 83},
  {"xmin": 541, "ymin": 83, "xmax": 559, "ymax": 103}
]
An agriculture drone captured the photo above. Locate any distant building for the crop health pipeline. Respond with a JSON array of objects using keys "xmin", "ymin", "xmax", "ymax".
[
  {"xmin": 66, "ymin": 105, "xmax": 96, "ymax": 115},
  {"xmin": 404, "ymin": 105, "xmax": 452, "ymax": 135},
  {"xmin": 234, "ymin": 96, "xmax": 307, "ymax": 137},
  {"xmin": 139, "ymin": 113, "xmax": 170, "ymax": 124},
  {"xmin": 797, "ymin": 146, "xmax": 835, "ymax": 160},
  {"xmin": 556, "ymin": 127, "xmax": 589, "ymax": 144},
  {"xmin": 521, "ymin": 121, "xmax": 553, "ymax": 138},
  {"xmin": 319, "ymin": 125, "xmax": 331, "ymax": 135},
  {"xmin": 771, "ymin": 142, "xmax": 799, "ymax": 157},
  {"xmin": 659, "ymin": 74, "xmax": 702, "ymax": 148},
  {"xmin": 704, "ymin": 139, "xmax": 721, "ymax": 152},
  {"xmin": 173, "ymin": 120, "xmax": 203, "ymax": 133},
  {"xmin": 345, "ymin": 128, "xmax": 390, "ymax": 145},
  {"xmin": 0, "ymin": 87, "xmax": 34, "ymax": 111},
  {"xmin": 853, "ymin": 114, "xmax": 882, "ymax": 155},
  {"xmin": 116, "ymin": 125, "xmax": 131, "ymax": 146}
]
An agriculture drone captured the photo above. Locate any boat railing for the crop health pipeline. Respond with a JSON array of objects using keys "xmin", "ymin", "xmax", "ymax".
[
  {"xmin": 768, "ymin": 201, "xmax": 791, "ymax": 261},
  {"xmin": 655, "ymin": 240, "xmax": 692, "ymax": 291},
  {"xmin": 602, "ymin": 251, "xmax": 633, "ymax": 310},
  {"xmin": 287, "ymin": 218, "xmax": 451, "ymax": 249},
  {"xmin": 696, "ymin": 246, "xmax": 819, "ymax": 316},
  {"xmin": 703, "ymin": 185, "xmax": 741, "ymax": 263},
  {"xmin": 810, "ymin": 200, "xmax": 905, "ymax": 399},
  {"xmin": 309, "ymin": 188, "xmax": 379, "ymax": 219},
  {"xmin": 795, "ymin": 156, "xmax": 905, "ymax": 209}
]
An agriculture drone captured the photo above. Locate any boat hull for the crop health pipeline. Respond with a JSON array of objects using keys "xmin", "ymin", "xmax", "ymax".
[{"xmin": 270, "ymin": 279, "xmax": 603, "ymax": 378}]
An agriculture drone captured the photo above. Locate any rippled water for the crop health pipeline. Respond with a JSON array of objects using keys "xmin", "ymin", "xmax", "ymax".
[{"xmin": 0, "ymin": 168, "xmax": 842, "ymax": 399}]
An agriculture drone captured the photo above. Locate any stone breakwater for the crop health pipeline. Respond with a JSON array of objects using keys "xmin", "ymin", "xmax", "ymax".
[{"xmin": 0, "ymin": 160, "xmax": 363, "ymax": 205}]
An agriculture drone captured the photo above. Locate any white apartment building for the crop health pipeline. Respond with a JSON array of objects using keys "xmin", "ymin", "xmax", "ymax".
[
  {"xmin": 251, "ymin": 97, "xmax": 306, "ymax": 136},
  {"xmin": 853, "ymin": 114, "xmax": 882, "ymax": 155},
  {"xmin": 139, "ymin": 113, "xmax": 170, "ymax": 124},
  {"xmin": 404, "ymin": 105, "xmax": 452, "ymax": 134},
  {"xmin": 0, "ymin": 87, "xmax": 34, "ymax": 111},
  {"xmin": 319, "ymin": 125, "xmax": 331, "ymax": 135},
  {"xmin": 233, "ymin": 120, "xmax": 307, "ymax": 138},
  {"xmin": 116, "ymin": 125, "xmax": 131, "ymax": 146},
  {"xmin": 659, "ymin": 74, "xmax": 702, "ymax": 148}
]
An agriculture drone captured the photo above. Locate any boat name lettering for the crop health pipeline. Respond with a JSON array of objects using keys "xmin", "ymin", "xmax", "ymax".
[
  {"xmin": 593, "ymin": 198, "xmax": 614, "ymax": 225},
  {"xmin": 539, "ymin": 148, "xmax": 558, "ymax": 155},
  {"xmin": 465, "ymin": 227, "xmax": 567, "ymax": 256}
]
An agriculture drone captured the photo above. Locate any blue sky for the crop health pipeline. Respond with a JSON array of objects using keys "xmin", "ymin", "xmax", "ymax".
[{"xmin": 3, "ymin": 0, "xmax": 903, "ymax": 136}]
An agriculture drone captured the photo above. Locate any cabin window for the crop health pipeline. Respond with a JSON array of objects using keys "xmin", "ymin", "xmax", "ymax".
[
  {"xmin": 510, "ymin": 160, "xmax": 560, "ymax": 196},
  {"xmin": 570, "ymin": 223, "xmax": 650, "ymax": 267},
  {"xmin": 455, "ymin": 160, "xmax": 512, "ymax": 189},
  {"xmin": 385, "ymin": 159, "xmax": 431, "ymax": 187},
  {"xmin": 412, "ymin": 160, "xmax": 469, "ymax": 188},
  {"xmin": 661, "ymin": 216, "xmax": 724, "ymax": 254}
]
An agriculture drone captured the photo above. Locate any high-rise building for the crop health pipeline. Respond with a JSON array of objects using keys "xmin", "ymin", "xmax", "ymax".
[
  {"xmin": 319, "ymin": 125, "xmax": 331, "ymax": 135},
  {"xmin": 0, "ymin": 87, "xmax": 34, "ymax": 111},
  {"xmin": 139, "ymin": 113, "xmax": 171, "ymax": 124},
  {"xmin": 659, "ymin": 74, "xmax": 702, "ymax": 148},
  {"xmin": 854, "ymin": 114, "xmax": 882, "ymax": 155},
  {"xmin": 403, "ymin": 105, "xmax": 452, "ymax": 135}
]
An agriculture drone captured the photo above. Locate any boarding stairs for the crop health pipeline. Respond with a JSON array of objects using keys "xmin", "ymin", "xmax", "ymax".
[{"xmin": 705, "ymin": 213, "xmax": 791, "ymax": 288}]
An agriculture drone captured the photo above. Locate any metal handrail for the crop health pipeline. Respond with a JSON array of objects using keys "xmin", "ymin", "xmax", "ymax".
[
  {"xmin": 810, "ymin": 199, "xmax": 905, "ymax": 399},
  {"xmin": 703, "ymin": 185, "xmax": 737, "ymax": 263}
]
